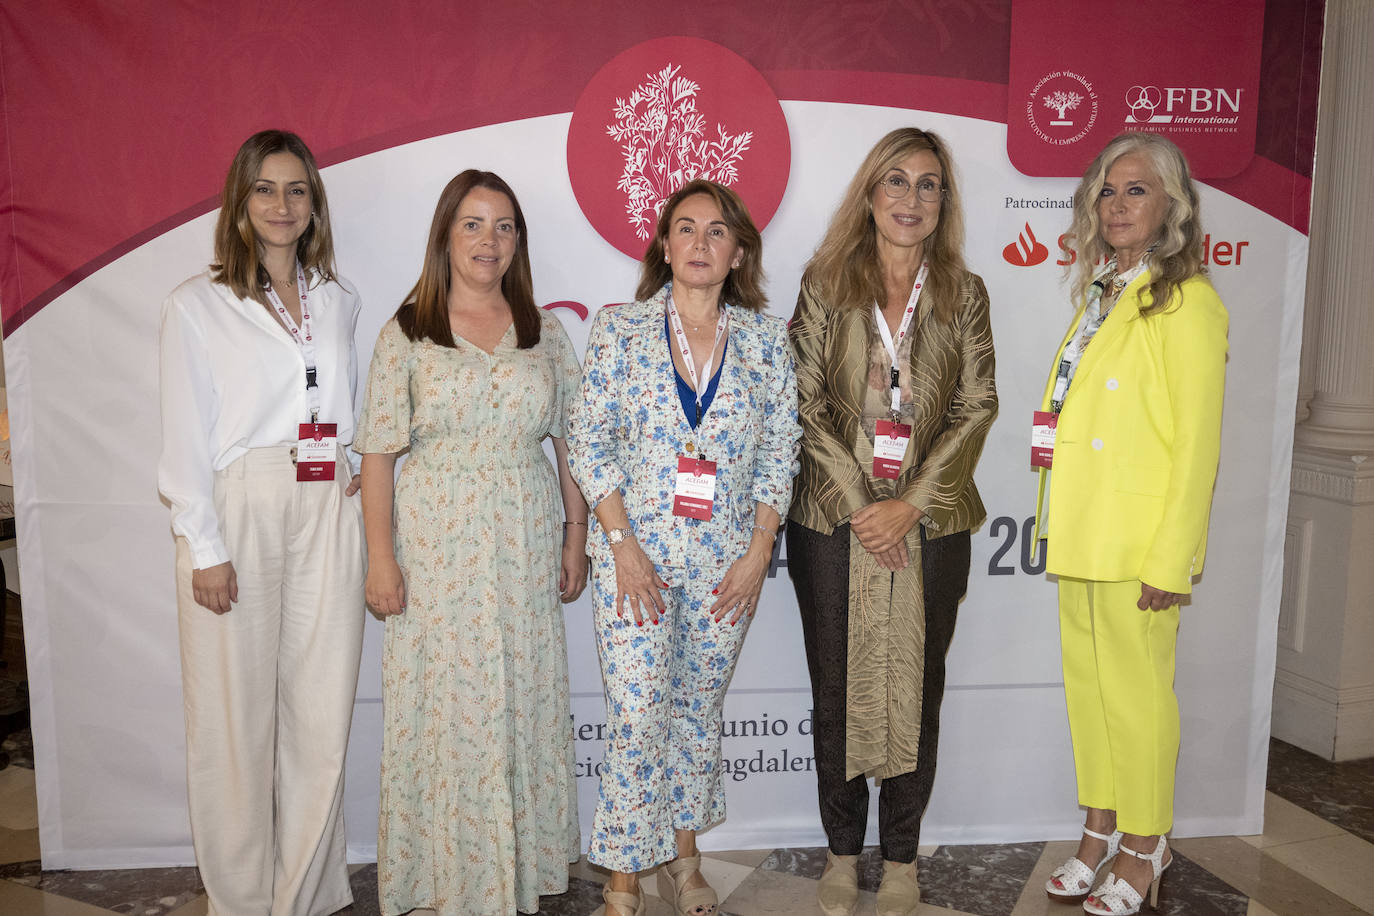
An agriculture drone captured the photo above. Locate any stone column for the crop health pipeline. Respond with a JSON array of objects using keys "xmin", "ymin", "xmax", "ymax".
[
  {"xmin": 1293, "ymin": 0, "xmax": 1374, "ymax": 449},
  {"xmin": 1276, "ymin": 0, "xmax": 1374, "ymax": 761}
]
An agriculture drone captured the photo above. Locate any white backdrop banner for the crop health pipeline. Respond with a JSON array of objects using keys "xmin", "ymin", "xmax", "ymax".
[{"xmin": 0, "ymin": 2, "xmax": 1319, "ymax": 867}]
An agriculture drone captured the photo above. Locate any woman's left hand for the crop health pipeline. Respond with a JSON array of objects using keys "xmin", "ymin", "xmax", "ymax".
[
  {"xmin": 709, "ymin": 542, "xmax": 771, "ymax": 625},
  {"xmin": 345, "ymin": 473, "xmax": 362, "ymax": 497},
  {"xmin": 851, "ymin": 499, "xmax": 922, "ymax": 553},
  {"xmin": 1138, "ymin": 581, "xmax": 1184, "ymax": 611},
  {"xmin": 559, "ymin": 527, "xmax": 589, "ymax": 602}
]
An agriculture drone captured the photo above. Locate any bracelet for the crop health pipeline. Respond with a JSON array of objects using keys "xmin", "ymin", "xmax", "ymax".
[
  {"xmin": 563, "ymin": 520, "xmax": 588, "ymax": 527},
  {"xmin": 752, "ymin": 524, "xmax": 777, "ymax": 542}
]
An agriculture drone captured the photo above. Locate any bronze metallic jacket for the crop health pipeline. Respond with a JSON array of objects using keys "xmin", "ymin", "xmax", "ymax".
[{"xmin": 788, "ymin": 270, "xmax": 998, "ymax": 538}]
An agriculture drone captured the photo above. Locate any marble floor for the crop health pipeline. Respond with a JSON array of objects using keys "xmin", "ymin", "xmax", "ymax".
[{"xmin": 0, "ymin": 731, "xmax": 1370, "ymax": 916}]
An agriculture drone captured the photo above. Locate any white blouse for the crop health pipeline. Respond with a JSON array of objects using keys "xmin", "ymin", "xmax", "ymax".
[{"xmin": 157, "ymin": 270, "xmax": 361, "ymax": 569}]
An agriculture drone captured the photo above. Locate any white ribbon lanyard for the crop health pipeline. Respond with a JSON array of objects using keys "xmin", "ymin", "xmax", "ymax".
[
  {"xmin": 873, "ymin": 262, "xmax": 929, "ymax": 415},
  {"xmin": 667, "ymin": 292, "xmax": 729, "ymax": 425},
  {"xmin": 263, "ymin": 262, "xmax": 321, "ymax": 422}
]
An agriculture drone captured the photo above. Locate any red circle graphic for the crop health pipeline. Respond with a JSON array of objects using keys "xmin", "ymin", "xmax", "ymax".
[{"xmin": 567, "ymin": 37, "xmax": 790, "ymax": 260}]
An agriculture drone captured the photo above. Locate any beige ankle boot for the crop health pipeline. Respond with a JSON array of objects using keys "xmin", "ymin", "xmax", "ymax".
[
  {"xmin": 818, "ymin": 851, "xmax": 859, "ymax": 916},
  {"xmin": 876, "ymin": 859, "xmax": 919, "ymax": 916}
]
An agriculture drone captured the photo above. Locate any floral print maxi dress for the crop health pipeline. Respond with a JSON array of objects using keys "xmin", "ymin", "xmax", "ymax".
[{"xmin": 354, "ymin": 311, "xmax": 581, "ymax": 916}]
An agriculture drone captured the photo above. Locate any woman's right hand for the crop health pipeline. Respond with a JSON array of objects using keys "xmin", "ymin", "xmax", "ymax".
[
  {"xmin": 191, "ymin": 561, "xmax": 238, "ymax": 614},
  {"xmin": 1138, "ymin": 581, "xmax": 1184, "ymax": 611},
  {"xmin": 611, "ymin": 538, "xmax": 669, "ymax": 626},
  {"xmin": 870, "ymin": 541, "xmax": 910, "ymax": 571},
  {"xmin": 366, "ymin": 555, "xmax": 407, "ymax": 618}
]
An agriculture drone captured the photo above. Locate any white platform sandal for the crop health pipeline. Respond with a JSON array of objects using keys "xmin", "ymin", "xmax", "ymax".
[
  {"xmin": 1083, "ymin": 835, "xmax": 1171, "ymax": 915},
  {"xmin": 1045, "ymin": 826, "xmax": 1123, "ymax": 903}
]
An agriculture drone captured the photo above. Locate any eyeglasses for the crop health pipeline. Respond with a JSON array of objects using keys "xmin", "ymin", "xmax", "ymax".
[{"xmin": 878, "ymin": 173, "xmax": 946, "ymax": 203}]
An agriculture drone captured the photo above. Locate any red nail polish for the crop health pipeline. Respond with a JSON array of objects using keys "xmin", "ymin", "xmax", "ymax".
[
  {"xmin": 712, "ymin": 589, "xmax": 718, "ymax": 595},
  {"xmin": 636, "ymin": 619, "xmax": 643, "ymax": 627}
]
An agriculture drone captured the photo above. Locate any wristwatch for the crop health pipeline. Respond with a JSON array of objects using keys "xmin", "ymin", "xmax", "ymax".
[{"xmin": 605, "ymin": 527, "xmax": 635, "ymax": 546}]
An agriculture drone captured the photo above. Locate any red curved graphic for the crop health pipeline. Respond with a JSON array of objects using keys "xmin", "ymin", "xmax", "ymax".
[
  {"xmin": 0, "ymin": 2, "xmax": 1320, "ymax": 336},
  {"xmin": 542, "ymin": 301, "xmax": 590, "ymax": 322}
]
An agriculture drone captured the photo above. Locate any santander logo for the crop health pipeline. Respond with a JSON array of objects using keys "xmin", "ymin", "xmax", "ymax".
[
  {"xmin": 1003, "ymin": 222, "xmax": 1253, "ymax": 269},
  {"xmin": 566, "ymin": 37, "xmax": 790, "ymax": 260},
  {"xmin": 1003, "ymin": 222, "xmax": 1050, "ymax": 266}
]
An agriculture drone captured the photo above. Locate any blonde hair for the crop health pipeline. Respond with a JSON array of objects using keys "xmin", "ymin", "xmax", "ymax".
[
  {"xmin": 635, "ymin": 180, "xmax": 767, "ymax": 311},
  {"xmin": 1065, "ymin": 132, "xmax": 1207, "ymax": 316},
  {"xmin": 210, "ymin": 130, "xmax": 336, "ymax": 304},
  {"xmin": 803, "ymin": 128, "xmax": 967, "ymax": 323}
]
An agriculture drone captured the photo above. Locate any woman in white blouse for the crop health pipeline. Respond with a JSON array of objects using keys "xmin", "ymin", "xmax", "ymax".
[{"xmin": 158, "ymin": 129, "xmax": 366, "ymax": 915}]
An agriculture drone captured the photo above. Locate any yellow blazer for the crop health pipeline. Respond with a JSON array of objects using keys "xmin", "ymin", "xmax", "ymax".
[
  {"xmin": 1033, "ymin": 272, "xmax": 1228, "ymax": 594},
  {"xmin": 788, "ymin": 270, "xmax": 997, "ymax": 536}
]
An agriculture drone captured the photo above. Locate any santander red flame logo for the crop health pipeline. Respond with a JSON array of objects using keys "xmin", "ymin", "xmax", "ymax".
[{"xmin": 1003, "ymin": 222, "xmax": 1050, "ymax": 267}]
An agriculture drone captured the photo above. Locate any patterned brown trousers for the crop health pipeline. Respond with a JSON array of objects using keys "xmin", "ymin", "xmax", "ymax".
[{"xmin": 786, "ymin": 521, "xmax": 971, "ymax": 863}]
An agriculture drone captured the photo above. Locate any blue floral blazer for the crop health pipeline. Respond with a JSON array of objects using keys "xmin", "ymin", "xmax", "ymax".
[{"xmin": 567, "ymin": 285, "xmax": 801, "ymax": 569}]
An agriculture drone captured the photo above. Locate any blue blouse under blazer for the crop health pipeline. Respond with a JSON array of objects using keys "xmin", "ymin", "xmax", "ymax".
[{"xmin": 567, "ymin": 286, "xmax": 801, "ymax": 569}]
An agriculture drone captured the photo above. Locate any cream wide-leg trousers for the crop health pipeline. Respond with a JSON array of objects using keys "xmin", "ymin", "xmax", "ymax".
[{"xmin": 175, "ymin": 447, "xmax": 365, "ymax": 916}]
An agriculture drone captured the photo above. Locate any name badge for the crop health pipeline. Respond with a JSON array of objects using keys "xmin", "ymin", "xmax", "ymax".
[
  {"xmin": 297, "ymin": 422, "xmax": 338, "ymax": 482},
  {"xmin": 873, "ymin": 420, "xmax": 911, "ymax": 479},
  {"xmin": 673, "ymin": 456, "xmax": 717, "ymax": 519},
  {"xmin": 1030, "ymin": 411, "xmax": 1057, "ymax": 469}
]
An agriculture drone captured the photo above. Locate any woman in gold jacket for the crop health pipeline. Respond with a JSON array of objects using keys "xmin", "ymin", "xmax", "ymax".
[
  {"xmin": 1036, "ymin": 133, "xmax": 1227, "ymax": 916},
  {"xmin": 787, "ymin": 128, "xmax": 997, "ymax": 916}
]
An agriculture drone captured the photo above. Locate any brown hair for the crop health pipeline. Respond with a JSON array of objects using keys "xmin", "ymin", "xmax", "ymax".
[
  {"xmin": 802, "ymin": 127, "xmax": 967, "ymax": 324},
  {"xmin": 396, "ymin": 170, "xmax": 540, "ymax": 349},
  {"xmin": 1064, "ymin": 131, "xmax": 1208, "ymax": 316},
  {"xmin": 210, "ymin": 130, "xmax": 337, "ymax": 304},
  {"xmin": 634, "ymin": 180, "xmax": 767, "ymax": 312}
]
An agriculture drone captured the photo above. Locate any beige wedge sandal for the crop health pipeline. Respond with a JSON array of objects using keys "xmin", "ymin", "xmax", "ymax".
[
  {"xmin": 656, "ymin": 853, "xmax": 718, "ymax": 916},
  {"xmin": 592, "ymin": 880, "xmax": 645, "ymax": 916}
]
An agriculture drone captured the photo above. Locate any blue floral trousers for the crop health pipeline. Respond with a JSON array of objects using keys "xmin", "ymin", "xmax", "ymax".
[{"xmin": 586, "ymin": 553, "xmax": 752, "ymax": 872}]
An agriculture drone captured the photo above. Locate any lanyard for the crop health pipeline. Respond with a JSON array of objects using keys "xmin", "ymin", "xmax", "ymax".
[
  {"xmin": 263, "ymin": 262, "xmax": 321, "ymax": 422},
  {"xmin": 872, "ymin": 261, "xmax": 929, "ymax": 415},
  {"xmin": 1049, "ymin": 257, "xmax": 1148, "ymax": 413},
  {"xmin": 667, "ymin": 291, "xmax": 729, "ymax": 423}
]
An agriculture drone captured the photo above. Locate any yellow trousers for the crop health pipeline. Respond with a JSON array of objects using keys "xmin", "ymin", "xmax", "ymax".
[{"xmin": 1058, "ymin": 577, "xmax": 1179, "ymax": 836}]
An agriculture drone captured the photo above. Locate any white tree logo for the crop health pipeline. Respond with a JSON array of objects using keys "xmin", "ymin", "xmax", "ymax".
[
  {"xmin": 1043, "ymin": 90, "xmax": 1084, "ymax": 126},
  {"xmin": 606, "ymin": 63, "xmax": 753, "ymax": 239}
]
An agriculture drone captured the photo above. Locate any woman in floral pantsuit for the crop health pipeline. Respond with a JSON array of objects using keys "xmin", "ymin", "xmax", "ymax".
[{"xmin": 567, "ymin": 180, "xmax": 800, "ymax": 916}]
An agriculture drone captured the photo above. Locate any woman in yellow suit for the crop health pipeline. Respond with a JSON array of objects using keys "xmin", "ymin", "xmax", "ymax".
[{"xmin": 1034, "ymin": 132, "xmax": 1227, "ymax": 916}]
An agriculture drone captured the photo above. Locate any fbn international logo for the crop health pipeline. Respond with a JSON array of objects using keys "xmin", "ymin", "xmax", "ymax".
[
  {"xmin": 1002, "ymin": 222, "xmax": 1251, "ymax": 268},
  {"xmin": 1125, "ymin": 85, "xmax": 1244, "ymax": 126}
]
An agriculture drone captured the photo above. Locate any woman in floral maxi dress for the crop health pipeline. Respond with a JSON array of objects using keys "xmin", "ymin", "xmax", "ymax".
[{"xmin": 355, "ymin": 170, "xmax": 588, "ymax": 916}]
